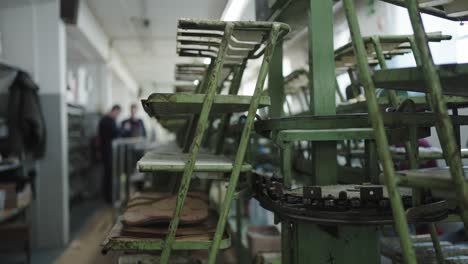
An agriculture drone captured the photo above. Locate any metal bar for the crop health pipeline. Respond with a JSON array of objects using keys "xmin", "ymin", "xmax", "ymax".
[
  {"xmin": 405, "ymin": 0, "xmax": 468, "ymax": 235},
  {"xmin": 374, "ymin": 36, "xmax": 420, "ymax": 194},
  {"xmin": 207, "ymin": 24, "xmax": 281, "ymax": 264},
  {"xmin": 348, "ymin": 69, "xmax": 360, "ymax": 98},
  {"xmin": 181, "ymin": 65, "xmax": 213, "ymax": 152},
  {"xmin": 408, "ymin": 125, "xmax": 422, "ymax": 206},
  {"xmin": 371, "ymin": 36, "xmax": 399, "ymax": 107},
  {"xmin": 178, "ymin": 18, "xmax": 290, "ymax": 34},
  {"xmin": 309, "ymin": 0, "xmax": 337, "ymax": 185},
  {"xmin": 234, "ymin": 197, "xmax": 244, "ymax": 262},
  {"xmin": 214, "ymin": 63, "xmax": 246, "ymax": 155},
  {"xmin": 159, "ymin": 23, "xmax": 234, "ymax": 264},
  {"xmin": 276, "ymin": 128, "xmax": 375, "ymax": 141},
  {"xmin": 452, "ymin": 107, "xmax": 461, "ymax": 149},
  {"xmin": 182, "ymin": 115, "xmax": 199, "ymax": 153},
  {"xmin": 364, "ymin": 140, "xmax": 380, "ymax": 184},
  {"xmin": 430, "ymin": 223, "xmax": 446, "ymax": 264},
  {"xmin": 202, "ymin": 117, "xmax": 214, "ymax": 148},
  {"xmin": 409, "ymin": 36, "xmax": 438, "ymax": 120},
  {"xmin": 408, "ymin": 37, "xmax": 423, "ymax": 66},
  {"xmin": 394, "ymin": 174, "xmax": 454, "ymax": 189},
  {"xmin": 345, "ymin": 140, "xmax": 352, "ymax": 166},
  {"xmin": 343, "ymin": 0, "xmax": 417, "ymax": 263},
  {"xmin": 281, "ymin": 142, "xmax": 293, "ymax": 189},
  {"xmin": 409, "ymin": 123, "xmax": 444, "ymax": 262},
  {"xmin": 281, "ymin": 221, "xmax": 292, "ymax": 264},
  {"xmin": 379, "ymin": 0, "xmax": 468, "ymax": 21},
  {"xmin": 269, "ymin": 40, "xmax": 285, "ymax": 118}
]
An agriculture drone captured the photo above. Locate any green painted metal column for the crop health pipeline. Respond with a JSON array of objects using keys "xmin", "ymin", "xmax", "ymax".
[
  {"xmin": 289, "ymin": 1, "xmax": 380, "ymax": 263},
  {"xmin": 296, "ymin": 225, "xmax": 380, "ymax": 263},
  {"xmin": 308, "ymin": 0, "xmax": 336, "ymax": 185},
  {"xmin": 268, "ymin": 36, "xmax": 291, "ymax": 264},
  {"xmin": 269, "ymin": 40, "xmax": 285, "ymax": 118}
]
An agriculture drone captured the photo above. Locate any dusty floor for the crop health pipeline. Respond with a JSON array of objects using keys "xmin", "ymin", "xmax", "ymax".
[{"xmin": 54, "ymin": 207, "xmax": 119, "ymax": 264}]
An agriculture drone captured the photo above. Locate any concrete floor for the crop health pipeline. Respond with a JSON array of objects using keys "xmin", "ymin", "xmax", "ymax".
[{"xmin": 1, "ymin": 197, "xmax": 107, "ymax": 264}]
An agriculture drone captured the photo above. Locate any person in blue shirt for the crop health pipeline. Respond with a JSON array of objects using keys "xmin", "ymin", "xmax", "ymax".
[{"xmin": 121, "ymin": 103, "xmax": 146, "ymax": 138}]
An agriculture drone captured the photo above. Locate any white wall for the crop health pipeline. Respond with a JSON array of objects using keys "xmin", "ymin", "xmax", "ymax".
[{"xmin": 0, "ymin": 0, "xmax": 69, "ymax": 248}]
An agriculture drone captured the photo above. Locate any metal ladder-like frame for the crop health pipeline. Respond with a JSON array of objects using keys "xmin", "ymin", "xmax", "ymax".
[
  {"xmin": 159, "ymin": 23, "xmax": 283, "ymax": 264},
  {"xmin": 343, "ymin": 0, "xmax": 468, "ymax": 263}
]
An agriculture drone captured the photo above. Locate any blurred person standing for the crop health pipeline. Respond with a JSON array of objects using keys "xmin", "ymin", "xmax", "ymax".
[
  {"xmin": 98, "ymin": 104, "xmax": 121, "ymax": 203},
  {"xmin": 121, "ymin": 103, "xmax": 146, "ymax": 138}
]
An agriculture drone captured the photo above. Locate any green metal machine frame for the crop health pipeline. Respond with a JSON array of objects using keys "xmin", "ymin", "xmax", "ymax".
[
  {"xmin": 260, "ymin": 0, "xmax": 468, "ymax": 263},
  {"xmin": 154, "ymin": 20, "xmax": 290, "ymax": 264},
  {"xmin": 103, "ymin": 19, "xmax": 290, "ymax": 264}
]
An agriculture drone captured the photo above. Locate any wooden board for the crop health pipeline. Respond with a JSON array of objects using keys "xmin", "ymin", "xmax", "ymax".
[
  {"xmin": 138, "ymin": 149, "xmax": 252, "ymax": 173},
  {"xmin": 142, "ymin": 93, "xmax": 270, "ymax": 116}
]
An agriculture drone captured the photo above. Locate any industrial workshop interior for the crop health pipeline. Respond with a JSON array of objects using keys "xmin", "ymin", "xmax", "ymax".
[{"xmin": 4, "ymin": 0, "xmax": 468, "ymax": 264}]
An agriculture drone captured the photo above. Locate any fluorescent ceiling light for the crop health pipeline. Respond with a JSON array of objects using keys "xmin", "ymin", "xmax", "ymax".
[{"xmin": 221, "ymin": 0, "xmax": 250, "ymax": 21}]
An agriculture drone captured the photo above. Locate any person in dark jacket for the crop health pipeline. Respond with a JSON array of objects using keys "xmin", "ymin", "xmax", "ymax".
[
  {"xmin": 121, "ymin": 103, "xmax": 146, "ymax": 138},
  {"xmin": 98, "ymin": 104, "xmax": 121, "ymax": 203}
]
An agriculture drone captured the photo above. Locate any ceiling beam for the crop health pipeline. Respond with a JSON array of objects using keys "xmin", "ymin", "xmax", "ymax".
[{"xmin": 70, "ymin": 0, "xmax": 138, "ymax": 93}]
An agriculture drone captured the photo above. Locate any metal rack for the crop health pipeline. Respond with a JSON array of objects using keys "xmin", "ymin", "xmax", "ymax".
[
  {"xmin": 252, "ymin": 0, "xmax": 468, "ymax": 263},
  {"xmin": 343, "ymin": 0, "xmax": 468, "ymax": 262},
  {"xmin": 67, "ymin": 104, "xmax": 92, "ymax": 201},
  {"xmin": 103, "ymin": 18, "xmax": 290, "ymax": 264}
]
